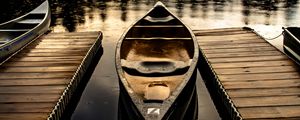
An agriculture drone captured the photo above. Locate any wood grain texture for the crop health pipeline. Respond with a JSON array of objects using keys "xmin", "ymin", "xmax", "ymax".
[
  {"xmin": 0, "ymin": 31, "xmax": 100, "ymax": 120},
  {"xmin": 195, "ymin": 28, "xmax": 300, "ymax": 119},
  {"xmin": 0, "ymin": 113, "xmax": 48, "ymax": 120}
]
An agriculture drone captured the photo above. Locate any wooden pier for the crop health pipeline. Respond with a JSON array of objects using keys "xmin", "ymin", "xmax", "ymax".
[
  {"xmin": 0, "ymin": 31, "xmax": 102, "ymax": 120},
  {"xmin": 195, "ymin": 27, "xmax": 300, "ymax": 119}
]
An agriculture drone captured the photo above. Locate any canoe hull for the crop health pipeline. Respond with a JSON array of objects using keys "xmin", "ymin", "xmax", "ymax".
[
  {"xmin": 115, "ymin": 2, "xmax": 199, "ymax": 119},
  {"xmin": 0, "ymin": 0, "xmax": 50, "ymax": 61},
  {"xmin": 283, "ymin": 27, "xmax": 300, "ymax": 64},
  {"xmin": 118, "ymin": 70, "xmax": 198, "ymax": 120}
]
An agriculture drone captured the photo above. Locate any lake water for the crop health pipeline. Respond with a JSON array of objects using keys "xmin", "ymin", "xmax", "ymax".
[{"xmin": 47, "ymin": 0, "xmax": 300, "ymax": 119}]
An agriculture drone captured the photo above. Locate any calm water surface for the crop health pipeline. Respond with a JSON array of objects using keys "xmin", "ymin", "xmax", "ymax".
[{"xmin": 47, "ymin": 0, "xmax": 300, "ymax": 119}]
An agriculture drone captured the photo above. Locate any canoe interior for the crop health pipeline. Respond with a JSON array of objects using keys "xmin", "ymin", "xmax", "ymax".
[
  {"xmin": 0, "ymin": 13, "xmax": 45, "ymax": 42},
  {"xmin": 119, "ymin": 4, "xmax": 195, "ymax": 102},
  {"xmin": 0, "ymin": 0, "xmax": 50, "ymax": 61},
  {"xmin": 0, "ymin": 32, "xmax": 25, "ymax": 43},
  {"xmin": 283, "ymin": 27, "xmax": 300, "ymax": 64}
]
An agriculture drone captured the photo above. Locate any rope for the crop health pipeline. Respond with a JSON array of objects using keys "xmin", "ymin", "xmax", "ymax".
[{"xmin": 262, "ymin": 31, "xmax": 284, "ymax": 40}]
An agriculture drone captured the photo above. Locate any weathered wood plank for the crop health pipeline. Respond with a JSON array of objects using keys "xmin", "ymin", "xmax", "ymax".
[
  {"xmin": 27, "ymin": 45, "xmax": 91, "ymax": 49},
  {"xmin": 0, "ymin": 94, "xmax": 60, "ymax": 103},
  {"xmin": 202, "ymin": 46, "xmax": 277, "ymax": 54},
  {"xmin": 227, "ymin": 87, "xmax": 300, "ymax": 98},
  {"xmin": 211, "ymin": 60, "xmax": 295, "ymax": 69},
  {"xmin": 200, "ymin": 43, "xmax": 269, "ymax": 50},
  {"xmin": 0, "ymin": 79, "xmax": 69, "ymax": 86},
  {"xmin": 195, "ymin": 31, "xmax": 252, "ymax": 36},
  {"xmin": 0, "ymin": 103, "xmax": 55, "ymax": 113},
  {"xmin": 16, "ymin": 52, "xmax": 85, "ymax": 57},
  {"xmin": 196, "ymin": 33, "xmax": 258, "ymax": 37},
  {"xmin": 0, "ymin": 73, "xmax": 73, "ymax": 79},
  {"xmin": 223, "ymin": 79, "xmax": 300, "ymax": 89},
  {"xmin": 36, "ymin": 41, "xmax": 94, "ymax": 45},
  {"xmin": 19, "ymin": 48, "xmax": 89, "ymax": 53},
  {"xmin": 0, "ymin": 113, "xmax": 48, "ymax": 120},
  {"xmin": 238, "ymin": 106, "xmax": 300, "ymax": 119},
  {"xmin": 2, "ymin": 61, "xmax": 81, "ymax": 67},
  {"xmin": 209, "ymin": 55, "xmax": 288, "ymax": 63},
  {"xmin": 9, "ymin": 56, "xmax": 83, "ymax": 62},
  {"xmin": 215, "ymin": 66, "xmax": 298, "ymax": 75},
  {"xmin": 0, "ymin": 86, "xmax": 65, "ymax": 94},
  {"xmin": 206, "ymin": 51, "xmax": 283, "ymax": 58},
  {"xmin": 219, "ymin": 72, "xmax": 300, "ymax": 81},
  {"xmin": 197, "ymin": 36, "xmax": 259, "ymax": 41},
  {"xmin": 47, "ymin": 31, "xmax": 99, "ymax": 36},
  {"xmin": 38, "ymin": 39, "xmax": 96, "ymax": 42},
  {"xmin": 233, "ymin": 96, "xmax": 300, "ymax": 108},
  {"xmin": 43, "ymin": 35, "xmax": 97, "ymax": 41},
  {"xmin": 0, "ymin": 66, "xmax": 77, "ymax": 73},
  {"xmin": 198, "ymin": 38, "xmax": 265, "ymax": 44}
]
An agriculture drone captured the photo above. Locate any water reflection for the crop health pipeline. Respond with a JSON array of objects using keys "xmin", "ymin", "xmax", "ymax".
[
  {"xmin": 176, "ymin": 0, "xmax": 185, "ymax": 18},
  {"xmin": 120, "ymin": 0, "xmax": 128, "ymax": 21},
  {"xmin": 49, "ymin": 0, "xmax": 86, "ymax": 32},
  {"xmin": 46, "ymin": 0, "xmax": 300, "ymax": 33}
]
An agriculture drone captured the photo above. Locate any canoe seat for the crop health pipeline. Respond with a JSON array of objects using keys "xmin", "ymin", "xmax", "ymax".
[
  {"xmin": 121, "ymin": 59, "xmax": 191, "ymax": 76},
  {"xmin": 18, "ymin": 19, "xmax": 43, "ymax": 24},
  {"xmin": 144, "ymin": 83, "xmax": 170, "ymax": 102},
  {"xmin": 143, "ymin": 15, "xmax": 174, "ymax": 23}
]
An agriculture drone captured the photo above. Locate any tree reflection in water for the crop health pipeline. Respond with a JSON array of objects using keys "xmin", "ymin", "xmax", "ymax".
[{"xmin": 0, "ymin": 0, "xmax": 44, "ymax": 23}]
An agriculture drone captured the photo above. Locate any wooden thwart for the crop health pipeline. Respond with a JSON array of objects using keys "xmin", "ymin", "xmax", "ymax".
[
  {"xmin": 0, "ymin": 31, "xmax": 102, "ymax": 120},
  {"xmin": 196, "ymin": 27, "xmax": 300, "ymax": 119}
]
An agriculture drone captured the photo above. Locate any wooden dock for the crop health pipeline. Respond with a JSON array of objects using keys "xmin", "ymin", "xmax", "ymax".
[
  {"xmin": 195, "ymin": 27, "xmax": 300, "ymax": 119},
  {"xmin": 0, "ymin": 31, "xmax": 102, "ymax": 120}
]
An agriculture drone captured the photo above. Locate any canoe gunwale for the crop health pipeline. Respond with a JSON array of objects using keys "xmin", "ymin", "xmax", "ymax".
[
  {"xmin": 283, "ymin": 27, "xmax": 300, "ymax": 65},
  {"xmin": 115, "ymin": 1, "xmax": 199, "ymax": 119},
  {"xmin": 0, "ymin": 0, "xmax": 51, "ymax": 59}
]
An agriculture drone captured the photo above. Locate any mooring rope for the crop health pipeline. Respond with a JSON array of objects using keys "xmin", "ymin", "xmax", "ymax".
[{"xmin": 262, "ymin": 31, "xmax": 284, "ymax": 40}]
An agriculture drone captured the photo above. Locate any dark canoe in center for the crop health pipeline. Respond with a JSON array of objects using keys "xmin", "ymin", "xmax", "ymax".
[
  {"xmin": 115, "ymin": 2, "xmax": 199, "ymax": 120},
  {"xmin": 283, "ymin": 27, "xmax": 300, "ymax": 64}
]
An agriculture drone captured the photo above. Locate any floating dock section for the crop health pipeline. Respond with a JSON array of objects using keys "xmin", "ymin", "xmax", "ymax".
[
  {"xmin": 0, "ymin": 31, "xmax": 102, "ymax": 120},
  {"xmin": 195, "ymin": 27, "xmax": 300, "ymax": 119}
]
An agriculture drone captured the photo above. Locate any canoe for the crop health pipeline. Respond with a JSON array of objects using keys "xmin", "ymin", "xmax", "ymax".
[
  {"xmin": 283, "ymin": 27, "xmax": 300, "ymax": 64},
  {"xmin": 115, "ymin": 2, "xmax": 199, "ymax": 119},
  {"xmin": 0, "ymin": 0, "xmax": 51, "ymax": 61}
]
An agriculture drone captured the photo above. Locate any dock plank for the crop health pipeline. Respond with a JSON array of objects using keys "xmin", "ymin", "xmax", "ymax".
[
  {"xmin": 0, "ymin": 66, "xmax": 77, "ymax": 73},
  {"xmin": 233, "ymin": 96, "xmax": 300, "ymax": 107},
  {"xmin": 0, "ymin": 86, "xmax": 65, "ymax": 94},
  {"xmin": 196, "ymin": 27, "xmax": 300, "ymax": 119},
  {"xmin": 1, "ymin": 61, "xmax": 81, "ymax": 67},
  {"xmin": 209, "ymin": 55, "xmax": 288, "ymax": 63},
  {"xmin": 206, "ymin": 51, "xmax": 282, "ymax": 58},
  {"xmin": 218, "ymin": 72, "xmax": 300, "ymax": 81},
  {"xmin": 215, "ymin": 66, "xmax": 298, "ymax": 75},
  {"xmin": 0, "ymin": 94, "xmax": 60, "ymax": 103},
  {"xmin": 202, "ymin": 46, "xmax": 277, "ymax": 54},
  {"xmin": 0, "ymin": 73, "xmax": 73, "ymax": 79},
  {"xmin": 223, "ymin": 79, "xmax": 300, "ymax": 89},
  {"xmin": 0, "ymin": 31, "xmax": 102, "ymax": 120},
  {"xmin": 227, "ymin": 87, "xmax": 300, "ymax": 98},
  {"xmin": 211, "ymin": 60, "xmax": 295, "ymax": 68},
  {"xmin": 0, "ymin": 103, "xmax": 54, "ymax": 113},
  {"xmin": 200, "ymin": 42, "xmax": 270, "ymax": 50},
  {"xmin": 239, "ymin": 106, "xmax": 300, "ymax": 119},
  {"xmin": 0, "ymin": 79, "xmax": 68, "ymax": 86},
  {"xmin": 0, "ymin": 113, "xmax": 48, "ymax": 120}
]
